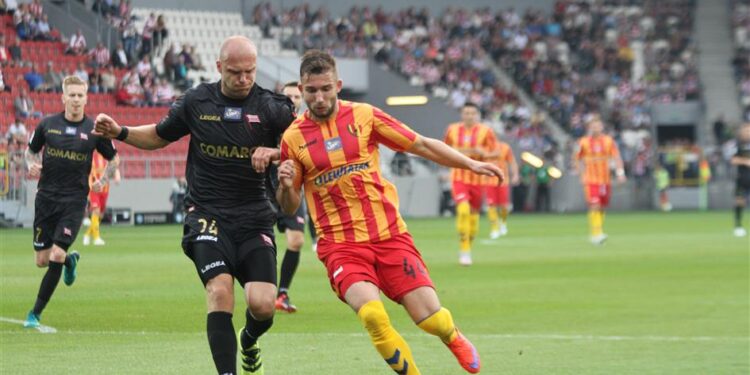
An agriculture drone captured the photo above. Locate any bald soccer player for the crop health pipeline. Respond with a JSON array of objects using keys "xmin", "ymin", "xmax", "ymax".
[{"xmin": 94, "ymin": 36, "xmax": 295, "ymax": 375}]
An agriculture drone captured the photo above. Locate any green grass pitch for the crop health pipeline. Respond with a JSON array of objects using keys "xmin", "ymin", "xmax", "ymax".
[{"xmin": 1, "ymin": 211, "xmax": 748, "ymax": 374}]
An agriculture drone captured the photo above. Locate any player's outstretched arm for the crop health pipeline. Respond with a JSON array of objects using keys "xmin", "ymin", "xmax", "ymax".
[
  {"xmin": 93, "ymin": 114, "xmax": 170, "ymax": 150},
  {"xmin": 276, "ymin": 160, "xmax": 302, "ymax": 215},
  {"xmin": 731, "ymin": 156, "xmax": 750, "ymax": 167},
  {"xmin": 408, "ymin": 136, "xmax": 504, "ymax": 183}
]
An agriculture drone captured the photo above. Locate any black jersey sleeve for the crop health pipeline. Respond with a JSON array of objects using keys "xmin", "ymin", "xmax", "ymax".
[
  {"xmin": 264, "ymin": 96, "xmax": 296, "ymax": 145},
  {"xmin": 96, "ymin": 136, "xmax": 118, "ymax": 160},
  {"xmin": 27, "ymin": 120, "xmax": 46, "ymax": 153},
  {"xmin": 155, "ymin": 94, "xmax": 190, "ymax": 142}
]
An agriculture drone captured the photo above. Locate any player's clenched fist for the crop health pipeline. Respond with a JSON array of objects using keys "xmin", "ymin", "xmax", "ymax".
[
  {"xmin": 251, "ymin": 146, "xmax": 280, "ymax": 173},
  {"xmin": 469, "ymin": 160, "xmax": 505, "ymax": 185},
  {"xmin": 277, "ymin": 160, "xmax": 296, "ymax": 188},
  {"xmin": 93, "ymin": 113, "xmax": 122, "ymax": 139}
]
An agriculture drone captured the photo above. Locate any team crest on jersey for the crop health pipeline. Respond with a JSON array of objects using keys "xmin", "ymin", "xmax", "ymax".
[
  {"xmin": 65, "ymin": 126, "xmax": 77, "ymax": 135},
  {"xmin": 325, "ymin": 137, "xmax": 343, "ymax": 152},
  {"xmin": 223, "ymin": 107, "xmax": 242, "ymax": 121},
  {"xmin": 346, "ymin": 123, "xmax": 361, "ymax": 137},
  {"xmin": 261, "ymin": 233, "xmax": 273, "ymax": 246},
  {"xmin": 80, "ymin": 133, "xmax": 88, "ymax": 140}
]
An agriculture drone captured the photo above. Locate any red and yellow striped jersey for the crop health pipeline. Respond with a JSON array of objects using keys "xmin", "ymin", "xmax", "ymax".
[
  {"xmin": 575, "ymin": 135, "xmax": 621, "ymax": 185},
  {"xmin": 444, "ymin": 122, "xmax": 497, "ymax": 185},
  {"xmin": 485, "ymin": 141, "xmax": 514, "ymax": 186},
  {"xmin": 280, "ymin": 100, "xmax": 417, "ymax": 243},
  {"xmin": 88, "ymin": 152, "xmax": 110, "ymax": 193}
]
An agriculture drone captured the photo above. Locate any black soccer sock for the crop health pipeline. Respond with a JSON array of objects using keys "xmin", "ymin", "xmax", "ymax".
[
  {"xmin": 206, "ymin": 311, "xmax": 236, "ymax": 375},
  {"xmin": 736, "ymin": 205, "xmax": 744, "ymax": 228},
  {"xmin": 278, "ymin": 249, "xmax": 300, "ymax": 295},
  {"xmin": 241, "ymin": 309, "xmax": 273, "ymax": 348},
  {"xmin": 32, "ymin": 261, "xmax": 63, "ymax": 316}
]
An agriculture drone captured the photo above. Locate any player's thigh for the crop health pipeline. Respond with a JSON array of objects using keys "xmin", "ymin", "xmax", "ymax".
[
  {"xmin": 374, "ymin": 234, "xmax": 435, "ymax": 305},
  {"xmin": 181, "ymin": 212, "xmax": 236, "ymax": 287},
  {"xmin": 499, "ymin": 184, "xmax": 511, "ymax": 207},
  {"xmin": 32, "ymin": 195, "xmax": 59, "ymax": 252},
  {"xmin": 316, "ymin": 238, "xmax": 379, "ymax": 304},
  {"xmin": 451, "ymin": 181, "xmax": 470, "ymax": 203},
  {"xmin": 484, "ymin": 186, "xmax": 499, "ymax": 206},
  {"xmin": 468, "ymin": 184, "xmax": 483, "ymax": 211},
  {"xmin": 236, "ymin": 233, "xmax": 277, "ymax": 286},
  {"xmin": 344, "ymin": 281, "xmax": 382, "ymax": 312},
  {"xmin": 52, "ymin": 200, "xmax": 87, "ymax": 251}
]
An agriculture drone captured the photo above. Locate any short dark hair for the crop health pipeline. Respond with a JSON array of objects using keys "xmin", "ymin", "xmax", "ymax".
[
  {"xmin": 283, "ymin": 81, "xmax": 299, "ymax": 88},
  {"xmin": 463, "ymin": 102, "xmax": 480, "ymax": 110},
  {"xmin": 300, "ymin": 49, "xmax": 337, "ymax": 79}
]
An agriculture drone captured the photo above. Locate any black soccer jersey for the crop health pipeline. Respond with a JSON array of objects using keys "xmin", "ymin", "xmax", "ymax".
[
  {"xmin": 28, "ymin": 113, "xmax": 117, "ymax": 202},
  {"xmin": 155, "ymin": 82, "xmax": 295, "ymax": 209},
  {"xmin": 736, "ymin": 139, "xmax": 750, "ymax": 178}
]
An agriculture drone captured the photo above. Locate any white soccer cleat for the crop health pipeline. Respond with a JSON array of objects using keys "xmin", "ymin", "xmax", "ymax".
[
  {"xmin": 489, "ymin": 230, "xmax": 501, "ymax": 240},
  {"xmin": 590, "ymin": 234, "xmax": 608, "ymax": 245},
  {"xmin": 734, "ymin": 227, "xmax": 748, "ymax": 237},
  {"xmin": 499, "ymin": 224, "xmax": 508, "ymax": 236},
  {"xmin": 459, "ymin": 252, "xmax": 473, "ymax": 266},
  {"xmin": 93, "ymin": 238, "xmax": 106, "ymax": 246},
  {"xmin": 82, "ymin": 235, "xmax": 91, "ymax": 246}
]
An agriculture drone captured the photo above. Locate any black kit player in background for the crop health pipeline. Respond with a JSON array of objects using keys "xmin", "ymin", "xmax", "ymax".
[
  {"xmin": 23, "ymin": 76, "xmax": 118, "ymax": 329},
  {"xmin": 94, "ymin": 36, "xmax": 296, "ymax": 375},
  {"xmin": 731, "ymin": 123, "xmax": 750, "ymax": 237},
  {"xmin": 267, "ymin": 81, "xmax": 305, "ymax": 313}
]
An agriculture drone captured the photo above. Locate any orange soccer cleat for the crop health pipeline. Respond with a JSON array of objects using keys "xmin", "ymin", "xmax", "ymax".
[{"xmin": 446, "ymin": 329, "xmax": 480, "ymax": 373}]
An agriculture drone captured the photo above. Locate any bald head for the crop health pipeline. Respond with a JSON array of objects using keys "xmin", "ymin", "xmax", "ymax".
[
  {"xmin": 219, "ymin": 36, "xmax": 257, "ymax": 63},
  {"xmin": 217, "ymin": 36, "xmax": 258, "ymax": 99}
]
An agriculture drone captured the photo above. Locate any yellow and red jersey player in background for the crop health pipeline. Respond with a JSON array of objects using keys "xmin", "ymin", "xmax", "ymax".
[
  {"xmin": 484, "ymin": 140, "xmax": 519, "ymax": 239},
  {"xmin": 573, "ymin": 116, "xmax": 626, "ymax": 245},
  {"xmin": 83, "ymin": 151, "xmax": 120, "ymax": 246},
  {"xmin": 444, "ymin": 102, "xmax": 497, "ymax": 265}
]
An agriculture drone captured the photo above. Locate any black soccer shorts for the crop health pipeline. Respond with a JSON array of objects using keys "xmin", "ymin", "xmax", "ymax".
[{"xmin": 32, "ymin": 194, "xmax": 86, "ymax": 251}]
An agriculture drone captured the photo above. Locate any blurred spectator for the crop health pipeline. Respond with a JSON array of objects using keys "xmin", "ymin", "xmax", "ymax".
[
  {"xmin": 170, "ymin": 176, "xmax": 187, "ymax": 223},
  {"xmin": 6, "ymin": 117, "xmax": 27, "ymax": 146},
  {"xmin": 89, "ymin": 67, "xmax": 103, "ymax": 93},
  {"xmin": 111, "ymin": 41, "xmax": 128, "ymax": 68},
  {"xmin": 89, "ymin": 42, "xmax": 110, "ymax": 68},
  {"xmin": 74, "ymin": 62, "xmax": 89, "ymax": 83},
  {"xmin": 14, "ymin": 88, "xmax": 41, "ymax": 118},
  {"xmin": 154, "ymin": 14, "xmax": 168, "ymax": 53},
  {"xmin": 713, "ymin": 115, "xmax": 727, "ymax": 145},
  {"xmin": 66, "ymin": 29, "xmax": 87, "ymax": 55},
  {"xmin": 9, "ymin": 36, "xmax": 22, "ymax": 65},
  {"xmin": 188, "ymin": 45, "xmax": 204, "ymax": 71},
  {"xmin": 153, "ymin": 78, "xmax": 174, "ymax": 106},
  {"xmin": 29, "ymin": 0, "xmax": 42, "ymax": 19},
  {"xmin": 173, "ymin": 54, "xmax": 190, "ymax": 90},
  {"xmin": 179, "ymin": 44, "xmax": 193, "ymax": 70},
  {"xmin": 0, "ymin": 38, "xmax": 8, "ymax": 65},
  {"xmin": 43, "ymin": 61, "xmax": 63, "ymax": 92},
  {"xmin": 0, "ymin": 68, "xmax": 8, "ymax": 92},
  {"xmin": 33, "ymin": 14, "xmax": 52, "ymax": 41},
  {"xmin": 23, "ymin": 63, "xmax": 44, "ymax": 91},
  {"xmin": 115, "ymin": 74, "xmax": 144, "ymax": 106},
  {"xmin": 15, "ymin": 12, "xmax": 31, "ymax": 40},
  {"xmin": 390, "ymin": 151, "xmax": 413, "ymax": 176},
  {"xmin": 162, "ymin": 43, "xmax": 176, "ymax": 81},
  {"xmin": 101, "ymin": 65, "xmax": 116, "ymax": 93},
  {"xmin": 140, "ymin": 12, "xmax": 156, "ymax": 57},
  {"xmin": 136, "ymin": 55, "xmax": 152, "ymax": 81}
]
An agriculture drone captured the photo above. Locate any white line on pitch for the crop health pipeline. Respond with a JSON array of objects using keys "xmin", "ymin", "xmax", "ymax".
[
  {"xmin": 0, "ymin": 316, "xmax": 57, "ymax": 333},
  {"xmin": 0, "ymin": 328, "xmax": 746, "ymax": 342}
]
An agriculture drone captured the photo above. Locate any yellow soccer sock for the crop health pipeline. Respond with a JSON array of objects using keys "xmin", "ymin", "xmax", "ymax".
[
  {"xmin": 487, "ymin": 207, "xmax": 499, "ymax": 232},
  {"xmin": 358, "ymin": 300, "xmax": 420, "ymax": 375},
  {"xmin": 456, "ymin": 202, "xmax": 471, "ymax": 252},
  {"xmin": 84, "ymin": 218, "xmax": 93, "ymax": 237},
  {"xmin": 500, "ymin": 207, "xmax": 509, "ymax": 225},
  {"xmin": 91, "ymin": 213, "xmax": 100, "ymax": 239},
  {"xmin": 417, "ymin": 307, "xmax": 459, "ymax": 345},
  {"xmin": 469, "ymin": 213, "xmax": 479, "ymax": 243},
  {"xmin": 588, "ymin": 210, "xmax": 602, "ymax": 236}
]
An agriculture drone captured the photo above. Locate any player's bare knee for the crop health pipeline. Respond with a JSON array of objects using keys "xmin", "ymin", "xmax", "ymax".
[
  {"xmin": 205, "ymin": 277, "xmax": 234, "ymax": 311},
  {"xmin": 737, "ymin": 197, "xmax": 747, "ymax": 207},
  {"xmin": 287, "ymin": 233, "xmax": 304, "ymax": 251},
  {"xmin": 49, "ymin": 247, "xmax": 67, "ymax": 263},
  {"xmin": 35, "ymin": 256, "xmax": 49, "ymax": 268},
  {"xmin": 248, "ymin": 297, "xmax": 275, "ymax": 320}
]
